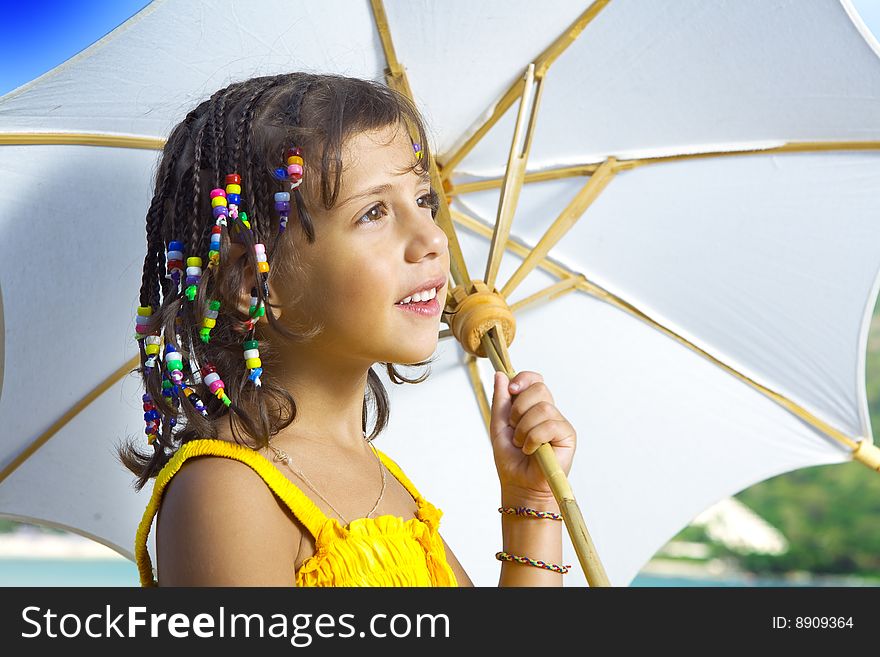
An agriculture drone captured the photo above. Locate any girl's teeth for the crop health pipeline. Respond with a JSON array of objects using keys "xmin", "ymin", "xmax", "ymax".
[{"xmin": 399, "ymin": 287, "xmax": 436, "ymax": 304}]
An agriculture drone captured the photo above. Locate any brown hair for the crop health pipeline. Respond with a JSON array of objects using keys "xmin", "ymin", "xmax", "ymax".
[{"xmin": 117, "ymin": 72, "xmax": 440, "ymax": 492}]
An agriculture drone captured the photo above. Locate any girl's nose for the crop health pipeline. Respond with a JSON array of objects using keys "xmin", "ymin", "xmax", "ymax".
[{"xmin": 403, "ymin": 209, "xmax": 448, "ymax": 260}]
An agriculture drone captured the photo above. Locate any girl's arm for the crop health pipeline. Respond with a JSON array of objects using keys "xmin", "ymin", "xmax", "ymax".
[
  {"xmin": 489, "ymin": 370, "xmax": 577, "ymax": 587},
  {"xmin": 157, "ymin": 456, "xmax": 302, "ymax": 586},
  {"xmin": 497, "ymin": 488, "xmax": 564, "ymax": 586}
]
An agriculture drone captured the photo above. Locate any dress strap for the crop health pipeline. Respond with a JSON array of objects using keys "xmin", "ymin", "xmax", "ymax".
[
  {"xmin": 134, "ymin": 438, "xmax": 329, "ymax": 587},
  {"xmin": 373, "ymin": 448, "xmax": 426, "ymax": 505}
]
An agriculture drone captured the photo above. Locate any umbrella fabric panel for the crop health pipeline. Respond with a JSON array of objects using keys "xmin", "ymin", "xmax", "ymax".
[
  {"xmin": 454, "ymin": 150, "xmax": 880, "ymax": 443},
  {"xmin": 0, "ymin": 0, "xmax": 384, "ymax": 137},
  {"xmin": 0, "ymin": 371, "xmax": 150, "ymax": 563},
  {"xmin": 441, "ymin": 0, "xmax": 880, "ymax": 175},
  {"xmin": 380, "ymin": 230, "xmax": 850, "ymax": 585},
  {"xmin": 0, "ymin": 144, "xmax": 157, "ymax": 465}
]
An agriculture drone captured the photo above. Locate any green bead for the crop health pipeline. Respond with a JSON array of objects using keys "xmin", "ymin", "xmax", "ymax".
[
  {"xmin": 209, "ymin": 300, "xmax": 221, "ymax": 310},
  {"xmin": 243, "ymin": 339, "xmax": 259, "ymax": 350},
  {"xmin": 162, "ymin": 379, "xmax": 172, "ymax": 389},
  {"xmin": 185, "ymin": 285, "xmax": 197, "ymax": 301}
]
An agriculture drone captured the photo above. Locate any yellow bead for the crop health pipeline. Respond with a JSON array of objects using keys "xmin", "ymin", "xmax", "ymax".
[
  {"xmin": 286, "ymin": 155, "xmax": 304, "ymax": 166},
  {"xmin": 186, "ymin": 257, "xmax": 203, "ymax": 267},
  {"xmin": 211, "ymin": 196, "xmax": 228, "ymax": 208},
  {"xmin": 246, "ymin": 357, "xmax": 262, "ymax": 369},
  {"xmin": 226, "ymin": 184, "xmax": 241, "ymax": 194},
  {"xmin": 145, "ymin": 344, "xmax": 160, "ymax": 355},
  {"xmin": 202, "ymin": 317, "xmax": 216, "ymax": 328},
  {"xmin": 257, "ymin": 261, "xmax": 270, "ymax": 273},
  {"xmin": 137, "ymin": 306, "xmax": 152, "ymax": 316}
]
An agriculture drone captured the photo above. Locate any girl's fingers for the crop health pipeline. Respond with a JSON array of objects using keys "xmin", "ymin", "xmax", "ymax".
[
  {"xmin": 507, "ymin": 370, "xmax": 544, "ymax": 396},
  {"xmin": 520, "ymin": 418, "xmax": 574, "ymax": 456},
  {"xmin": 508, "ymin": 382, "xmax": 555, "ymax": 427},
  {"xmin": 511, "ymin": 402, "xmax": 561, "ymax": 448}
]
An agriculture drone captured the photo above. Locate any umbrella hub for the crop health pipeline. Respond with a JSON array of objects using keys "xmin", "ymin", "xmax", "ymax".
[{"xmin": 444, "ymin": 280, "xmax": 516, "ymax": 358}]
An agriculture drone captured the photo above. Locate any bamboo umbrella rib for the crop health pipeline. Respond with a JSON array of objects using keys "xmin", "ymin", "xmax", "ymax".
[
  {"xmin": 439, "ymin": 0, "xmax": 611, "ymax": 179},
  {"xmin": 465, "ymin": 353, "xmax": 492, "ymax": 433},
  {"xmin": 448, "ymin": 141, "xmax": 880, "ymax": 196},
  {"xmin": 485, "ymin": 64, "xmax": 543, "ymax": 290},
  {"xmin": 0, "ymin": 133, "xmax": 165, "ymax": 150},
  {"xmin": 369, "ymin": 0, "xmax": 472, "ymax": 289},
  {"xmin": 500, "ymin": 157, "xmax": 618, "ymax": 299}
]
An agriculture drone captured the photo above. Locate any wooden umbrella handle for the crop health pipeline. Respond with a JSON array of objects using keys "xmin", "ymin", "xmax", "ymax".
[{"xmin": 482, "ymin": 326, "xmax": 611, "ymax": 587}]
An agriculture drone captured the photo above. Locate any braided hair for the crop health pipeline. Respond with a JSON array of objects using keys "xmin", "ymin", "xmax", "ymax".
[{"xmin": 118, "ymin": 72, "xmax": 440, "ymax": 491}]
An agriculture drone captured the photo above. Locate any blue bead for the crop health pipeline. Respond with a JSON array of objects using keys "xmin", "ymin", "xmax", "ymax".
[
  {"xmin": 144, "ymin": 409, "xmax": 160, "ymax": 421},
  {"xmin": 274, "ymin": 167, "xmax": 288, "ymax": 180},
  {"xmin": 168, "ymin": 240, "xmax": 184, "ymax": 251},
  {"xmin": 227, "ymin": 193, "xmax": 241, "ymax": 205}
]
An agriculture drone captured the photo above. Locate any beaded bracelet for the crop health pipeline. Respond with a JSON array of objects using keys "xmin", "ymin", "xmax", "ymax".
[
  {"xmin": 495, "ymin": 551, "xmax": 572, "ymax": 574},
  {"xmin": 498, "ymin": 506, "xmax": 563, "ymax": 521}
]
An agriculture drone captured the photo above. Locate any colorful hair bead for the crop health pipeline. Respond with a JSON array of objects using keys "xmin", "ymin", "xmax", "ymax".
[
  {"xmin": 144, "ymin": 335, "xmax": 162, "ymax": 371},
  {"xmin": 413, "ymin": 142, "xmax": 423, "ymax": 160},
  {"xmin": 182, "ymin": 386, "xmax": 209, "ymax": 418},
  {"xmin": 274, "ymin": 191, "xmax": 290, "ymax": 233},
  {"xmin": 210, "ymin": 188, "xmax": 228, "ymax": 228},
  {"xmin": 200, "ymin": 299, "xmax": 220, "ymax": 343},
  {"xmin": 164, "ymin": 342, "xmax": 184, "ymax": 386},
  {"xmin": 142, "ymin": 393, "xmax": 160, "ymax": 445},
  {"xmin": 208, "ymin": 225, "xmax": 222, "ymax": 267},
  {"xmin": 166, "ymin": 240, "xmax": 185, "ymax": 287},
  {"xmin": 287, "ymin": 146, "xmax": 304, "ymax": 190},
  {"xmin": 249, "ymin": 286, "xmax": 266, "ymax": 319},
  {"xmin": 160, "ymin": 370, "xmax": 178, "ymax": 428},
  {"xmin": 184, "ymin": 256, "xmax": 202, "ymax": 301},
  {"xmin": 134, "ymin": 305, "xmax": 155, "ymax": 340},
  {"xmin": 225, "ymin": 174, "xmax": 241, "ymax": 220},
  {"xmin": 200, "ymin": 362, "xmax": 232, "ymax": 407},
  {"xmin": 243, "ymin": 338, "xmax": 262, "ymax": 387}
]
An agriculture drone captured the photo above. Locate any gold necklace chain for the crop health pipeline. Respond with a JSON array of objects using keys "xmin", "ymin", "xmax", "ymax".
[{"xmin": 267, "ymin": 431, "xmax": 387, "ymax": 526}]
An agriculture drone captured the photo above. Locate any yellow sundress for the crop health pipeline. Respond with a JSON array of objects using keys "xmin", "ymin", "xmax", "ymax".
[{"xmin": 134, "ymin": 438, "xmax": 458, "ymax": 587}]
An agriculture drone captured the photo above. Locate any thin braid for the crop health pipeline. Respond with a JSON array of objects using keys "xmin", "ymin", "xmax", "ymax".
[
  {"xmin": 290, "ymin": 78, "xmax": 315, "ymax": 242},
  {"xmin": 190, "ymin": 118, "xmax": 209, "ymax": 260},
  {"xmin": 232, "ymin": 80, "xmax": 269, "ymax": 173},
  {"xmin": 212, "ymin": 89, "xmax": 230, "ymax": 186}
]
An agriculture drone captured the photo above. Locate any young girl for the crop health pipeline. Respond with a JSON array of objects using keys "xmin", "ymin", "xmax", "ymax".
[{"xmin": 122, "ymin": 72, "xmax": 577, "ymax": 587}]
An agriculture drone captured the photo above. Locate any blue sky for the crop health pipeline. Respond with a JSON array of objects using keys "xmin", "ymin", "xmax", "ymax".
[{"xmin": 2, "ymin": 0, "xmax": 880, "ymax": 97}]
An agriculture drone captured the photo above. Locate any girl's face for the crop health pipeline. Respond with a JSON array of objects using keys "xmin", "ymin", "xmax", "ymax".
[{"xmin": 274, "ymin": 122, "xmax": 450, "ymax": 366}]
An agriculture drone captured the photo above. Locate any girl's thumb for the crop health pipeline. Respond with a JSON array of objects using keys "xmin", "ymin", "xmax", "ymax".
[{"xmin": 490, "ymin": 371, "xmax": 511, "ymax": 429}]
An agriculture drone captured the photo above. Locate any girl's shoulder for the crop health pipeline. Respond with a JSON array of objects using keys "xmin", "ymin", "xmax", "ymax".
[{"xmin": 155, "ymin": 439, "xmax": 303, "ymax": 585}]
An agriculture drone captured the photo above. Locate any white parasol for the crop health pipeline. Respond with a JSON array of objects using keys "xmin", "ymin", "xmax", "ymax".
[{"xmin": 1, "ymin": 0, "xmax": 880, "ymax": 586}]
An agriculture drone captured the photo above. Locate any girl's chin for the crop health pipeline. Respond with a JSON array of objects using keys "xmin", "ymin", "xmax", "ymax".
[{"xmin": 387, "ymin": 339, "xmax": 440, "ymax": 364}]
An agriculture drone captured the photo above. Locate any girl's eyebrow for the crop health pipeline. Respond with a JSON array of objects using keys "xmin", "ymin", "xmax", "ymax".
[{"xmin": 340, "ymin": 169, "xmax": 432, "ymax": 207}]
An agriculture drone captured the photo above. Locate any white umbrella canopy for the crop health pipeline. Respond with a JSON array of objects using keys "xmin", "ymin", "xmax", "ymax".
[{"xmin": 2, "ymin": 0, "xmax": 880, "ymax": 587}]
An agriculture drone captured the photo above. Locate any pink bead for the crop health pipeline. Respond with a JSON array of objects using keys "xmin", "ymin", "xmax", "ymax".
[
  {"xmin": 210, "ymin": 189, "xmax": 226, "ymax": 198},
  {"xmin": 171, "ymin": 371, "xmax": 184, "ymax": 384},
  {"xmin": 287, "ymin": 164, "xmax": 303, "ymax": 177},
  {"xmin": 254, "ymin": 244, "xmax": 265, "ymax": 254},
  {"xmin": 209, "ymin": 379, "xmax": 224, "ymax": 394}
]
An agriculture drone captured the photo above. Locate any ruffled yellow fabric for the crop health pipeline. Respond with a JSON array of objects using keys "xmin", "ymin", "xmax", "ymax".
[{"xmin": 134, "ymin": 438, "xmax": 458, "ymax": 587}]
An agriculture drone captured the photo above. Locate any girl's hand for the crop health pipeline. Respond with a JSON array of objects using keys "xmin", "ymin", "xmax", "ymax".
[{"xmin": 489, "ymin": 370, "xmax": 577, "ymax": 503}]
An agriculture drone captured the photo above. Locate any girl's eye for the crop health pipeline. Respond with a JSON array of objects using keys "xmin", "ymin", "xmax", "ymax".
[{"xmin": 356, "ymin": 189, "xmax": 441, "ymax": 226}]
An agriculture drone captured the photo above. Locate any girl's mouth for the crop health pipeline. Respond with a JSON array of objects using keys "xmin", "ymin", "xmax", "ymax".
[{"xmin": 394, "ymin": 295, "xmax": 441, "ymax": 317}]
